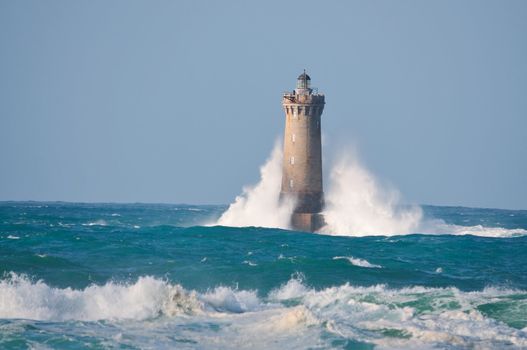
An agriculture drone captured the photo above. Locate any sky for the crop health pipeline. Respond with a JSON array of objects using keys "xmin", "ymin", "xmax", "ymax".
[{"xmin": 0, "ymin": 0, "xmax": 526, "ymax": 209}]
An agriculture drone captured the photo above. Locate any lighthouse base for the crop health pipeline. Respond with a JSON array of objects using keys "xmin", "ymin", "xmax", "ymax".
[{"xmin": 291, "ymin": 213, "xmax": 325, "ymax": 233}]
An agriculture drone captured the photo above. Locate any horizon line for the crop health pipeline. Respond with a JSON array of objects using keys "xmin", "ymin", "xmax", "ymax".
[{"xmin": 0, "ymin": 199, "xmax": 525, "ymax": 212}]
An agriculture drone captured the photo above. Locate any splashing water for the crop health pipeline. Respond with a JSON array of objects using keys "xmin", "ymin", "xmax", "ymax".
[
  {"xmin": 321, "ymin": 153, "xmax": 423, "ymax": 236},
  {"xmin": 219, "ymin": 143, "xmax": 422, "ymax": 235},
  {"xmin": 1, "ymin": 202, "xmax": 526, "ymax": 348},
  {"xmin": 216, "ymin": 142, "xmax": 296, "ymax": 229},
  {"xmin": 2, "ymin": 273, "xmax": 525, "ymax": 349},
  {"xmin": 218, "ymin": 143, "xmax": 527, "ymax": 238}
]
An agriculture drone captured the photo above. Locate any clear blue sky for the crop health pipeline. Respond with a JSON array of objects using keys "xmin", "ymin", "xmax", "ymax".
[{"xmin": 1, "ymin": 0, "xmax": 526, "ymax": 209}]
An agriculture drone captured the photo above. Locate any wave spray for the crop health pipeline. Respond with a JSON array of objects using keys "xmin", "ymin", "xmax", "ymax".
[
  {"xmin": 217, "ymin": 143, "xmax": 526, "ymax": 238},
  {"xmin": 321, "ymin": 152, "xmax": 422, "ymax": 236},
  {"xmin": 218, "ymin": 143, "xmax": 421, "ymax": 235},
  {"xmin": 217, "ymin": 142, "xmax": 296, "ymax": 229}
]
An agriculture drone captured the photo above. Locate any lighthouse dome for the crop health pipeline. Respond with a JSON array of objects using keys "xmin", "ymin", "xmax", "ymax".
[
  {"xmin": 296, "ymin": 71, "xmax": 311, "ymax": 90},
  {"xmin": 297, "ymin": 72, "xmax": 311, "ymax": 81}
]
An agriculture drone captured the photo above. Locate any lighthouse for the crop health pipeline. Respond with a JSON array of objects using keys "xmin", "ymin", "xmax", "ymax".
[{"xmin": 281, "ymin": 71, "xmax": 325, "ymax": 232}]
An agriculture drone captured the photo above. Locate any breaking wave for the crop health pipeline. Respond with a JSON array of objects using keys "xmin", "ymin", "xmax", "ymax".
[
  {"xmin": 0, "ymin": 273, "xmax": 258, "ymax": 321},
  {"xmin": 216, "ymin": 142, "xmax": 295, "ymax": 229},
  {"xmin": 321, "ymin": 153, "xmax": 422, "ymax": 236},
  {"xmin": 270, "ymin": 278, "xmax": 527, "ymax": 348},
  {"xmin": 332, "ymin": 256, "xmax": 382, "ymax": 268},
  {"xmin": 419, "ymin": 219, "xmax": 527, "ymax": 238},
  {"xmin": 1, "ymin": 273, "xmax": 526, "ymax": 348},
  {"xmin": 217, "ymin": 144, "xmax": 526, "ymax": 238}
]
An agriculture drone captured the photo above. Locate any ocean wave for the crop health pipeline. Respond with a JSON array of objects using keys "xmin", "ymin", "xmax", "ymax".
[
  {"xmin": 419, "ymin": 219, "xmax": 527, "ymax": 238},
  {"xmin": 216, "ymin": 144, "xmax": 527, "ymax": 238},
  {"xmin": 82, "ymin": 219, "xmax": 108, "ymax": 227},
  {"xmin": 0, "ymin": 273, "xmax": 261, "ymax": 321},
  {"xmin": 268, "ymin": 278, "xmax": 527, "ymax": 348},
  {"xmin": 320, "ymin": 220, "xmax": 527, "ymax": 238},
  {"xmin": 332, "ymin": 256, "xmax": 382, "ymax": 268},
  {"xmin": 1, "ymin": 274, "xmax": 526, "ymax": 348},
  {"xmin": 173, "ymin": 207, "xmax": 204, "ymax": 212}
]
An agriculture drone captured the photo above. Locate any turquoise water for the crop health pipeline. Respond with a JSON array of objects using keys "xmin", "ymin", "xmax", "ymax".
[{"xmin": 1, "ymin": 202, "xmax": 526, "ymax": 349}]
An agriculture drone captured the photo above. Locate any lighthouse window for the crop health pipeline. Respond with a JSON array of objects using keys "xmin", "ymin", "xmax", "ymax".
[
  {"xmin": 290, "ymin": 156, "xmax": 295, "ymax": 165},
  {"xmin": 289, "ymin": 179, "xmax": 294, "ymax": 188},
  {"xmin": 292, "ymin": 133, "xmax": 296, "ymax": 143}
]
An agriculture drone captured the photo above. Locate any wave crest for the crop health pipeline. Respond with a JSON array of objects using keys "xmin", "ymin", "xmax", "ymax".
[
  {"xmin": 333, "ymin": 256, "xmax": 382, "ymax": 268},
  {"xmin": 0, "ymin": 273, "xmax": 260, "ymax": 321},
  {"xmin": 268, "ymin": 278, "xmax": 527, "ymax": 348},
  {"xmin": 1, "ymin": 274, "xmax": 526, "ymax": 348}
]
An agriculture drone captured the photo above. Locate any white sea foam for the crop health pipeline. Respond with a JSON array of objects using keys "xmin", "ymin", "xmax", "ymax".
[
  {"xmin": 187, "ymin": 208, "xmax": 204, "ymax": 212},
  {"xmin": 217, "ymin": 144, "xmax": 526, "ymax": 238},
  {"xmin": 216, "ymin": 142, "xmax": 296, "ymax": 230},
  {"xmin": 268, "ymin": 278, "xmax": 527, "ymax": 348},
  {"xmin": 268, "ymin": 277, "xmax": 308, "ymax": 300},
  {"xmin": 0, "ymin": 273, "xmax": 259, "ymax": 321},
  {"xmin": 173, "ymin": 207, "xmax": 204, "ymax": 212},
  {"xmin": 419, "ymin": 219, "xmax": 527, "ymax": 238},
  {"xmin": 201, "ymin": 286, "xmax": 260, "ymax": 313},
  {"xmin": 0, "ymin": 274, "xmax": 181, "ymax": 321},
  {"xmin": 1, "ymin": 274, "xmax": 526, "ymax": 348},
  {"xmin": 333, "ymin": 256, "xmax": 382, "ymax": 268},
  {"xmin": 277, "ymin": 254, "xmax": 296, "ymax": 263},
  {"xmin": 7, "ymin": 235, "xmax": 20, "ymax": 240},
  {"xmin": 321, "ymin": 152, "xmax": 423, "ymax": 236},
  {"xmin": 247, "ymin": 305, "xmax": 319, "ymax": 334},
  {"xmin": 82, "ymin": 219, "xmax": 108, "ymax": 227}
]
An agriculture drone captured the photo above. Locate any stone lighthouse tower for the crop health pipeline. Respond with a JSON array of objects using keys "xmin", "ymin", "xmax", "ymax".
[{"xmin": 281, "ymin": 71, "xmax": 325, "ymax": 232}]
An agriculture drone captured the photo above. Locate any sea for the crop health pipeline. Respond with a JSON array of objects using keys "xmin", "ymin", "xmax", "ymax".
[{"xmin": 1, "ymin": 201, "xmax": 526, "ymax": 349}]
